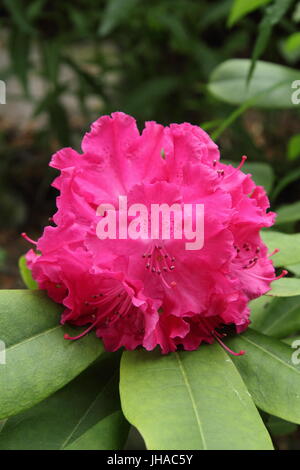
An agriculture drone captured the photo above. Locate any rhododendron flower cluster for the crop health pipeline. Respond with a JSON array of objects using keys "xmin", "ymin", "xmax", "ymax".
[{"xmin": 25, "ymin": 112, "xmax": 283, "ymax": 354}]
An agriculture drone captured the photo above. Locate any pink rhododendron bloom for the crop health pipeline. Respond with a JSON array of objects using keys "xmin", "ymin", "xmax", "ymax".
[{"xmin": 24, "ymin": 112, "xmax": 285, "ymax": 354}]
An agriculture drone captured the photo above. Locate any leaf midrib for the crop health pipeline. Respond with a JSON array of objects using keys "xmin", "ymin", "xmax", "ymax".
[
  {"xmin": 6, "ymin": 325, "xmax": 63, "ymax": 353},
  {"xmin": 174, "ymin": 352, "xmax": 207, "ymax": 450},
  {"xmin": 60, "ymin": 374, "xmax": 116, "ymax": 449}
]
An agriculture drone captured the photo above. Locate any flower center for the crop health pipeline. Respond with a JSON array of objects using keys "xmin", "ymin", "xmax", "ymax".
[{"xmin": 142, "ymin": 243, "xmax": 177, "ymax": 289}]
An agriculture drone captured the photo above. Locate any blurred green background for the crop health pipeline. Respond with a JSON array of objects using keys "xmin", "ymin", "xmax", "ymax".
[{"xmin": 0, "ymin": 0, "xmax": 300, "ymax": 449}]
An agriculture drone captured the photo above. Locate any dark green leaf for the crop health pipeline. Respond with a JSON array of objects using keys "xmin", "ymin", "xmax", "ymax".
[
  {"xmin": 0, "ymin": 290, "xmax": 104, "ymax": 419},
  {"xmin": 0, "ymin": 356, "xmax": 129, "ymax": 450}
]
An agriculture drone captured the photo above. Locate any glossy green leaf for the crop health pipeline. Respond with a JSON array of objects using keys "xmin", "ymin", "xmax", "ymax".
[
  {"xmin": 228, "ymin": 0, "xmax": 271, "ymax": 27},
  {"xmin": 0, "ymin": 356, "xmax": 129, "ymax": 450},
  {"xmin": 250, "ymin": 295, "xmax": 300, "ymax": 338},
  {"xmin": 266, "ymin": 278, "xmax": 300, "ymax": 297},
  {"xmin": 0, "ymin": 290, "xmax": 104, "ymax": 419},
  {"xmin": 120, "ymin": 345, "xmax": 273, "ymax": 450},
  {"xmin": 18, "ymin": 256, "xmax": 38, "ymax": 289},
  {"xmin": 227, "ymin": 329, "xmax": 300, "ymax": 424},
  {"xmin": 208, "ymin": 59, "xmax": 299, "ymax": 108},
  {"xmin": 261, "ymin": 231, "xmax": 300, "ymax": 267},
  {"xmin": 276, "ymin": 201, "xmax": 300, "ymax": 224}
]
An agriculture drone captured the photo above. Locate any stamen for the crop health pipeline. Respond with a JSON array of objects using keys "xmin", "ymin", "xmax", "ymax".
[
  {"xmin": 213, "ymin": 332, "xmax": 245, "ymax": 356},
  {"xmin": 21, "ymin": 232, "xmax": 37, "ymax": 245},
  {"xmin": 236, "ymin": 155, "xmax": 247, "ymax": 171},
  {"xmin": 269, "ymin": 248, "xmax": 280, "ymax": 257},
  {"xmin": 64, "ymin": 321, "xmax": 97, "ymax": 341},
  {"xmin": 249, "ymin": 269, "xmax": 288, "ymax": 282}
]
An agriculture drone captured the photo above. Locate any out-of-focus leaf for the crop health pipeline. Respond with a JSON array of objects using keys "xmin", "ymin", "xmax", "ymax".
[
  {"xmin": 293, "ymin": 1, "xmax": 300, "ymax": 21},
  {"xmin": 26, "ymin": 0, "xmax": 46, "ymax": 20},
  {"xmin": 122, "ymin": 76, "xmax": 179, "ymax": 118},
  {"xmin": 228, "ymin": 0, "xmax": 272, "ymax": 27},
  {"xmin": 99, "ymin": 0, "xmax": 139, "ymax": 36},
  {"xmin": 271, "ymin": 167, "xmax": 300, "ymax": 201},
  {"xmin": 261, "ymin": 231, "xmax": 300, "ymax": 266},
  {"xmin": 4, "ymin": 0, "xmax": 35, "ymax": 34},
  {"xmin": 8, "ymin": 30, "xmax": 31, "ymax": 94},
  {"xmin": 208, "ymin": 59, "xmax": 299, "ymax": 108},
  {"xmin": 288, "ymin": 134, "xmax": 300, "ymax": 161},
  {"xmin": 120, "ymin": 345, "xmax": 273, "ymax": 450},
  {"xmin": 276, "ymin": 201, "xmax": 300, "ymax": 224},
  {"xmin": 18, "ymin": 255, "xmax": 38, "ymax": 290},
  {"xmin": 281, "ymin": 33, "xmax": 300, "ymax": 63},
  {"xmin": 227, "ymin": 329, "xmax": 300, "ymax": 424},
  {"xmin": 248, "ymin": 0, "xmax": 294, "ymax": 83},
  {"xmin": 0, "ymin": 357, "xmax": 129, "ymax": 450}
]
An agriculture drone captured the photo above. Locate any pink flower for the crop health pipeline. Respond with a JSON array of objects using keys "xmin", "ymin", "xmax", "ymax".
[{"xmin": 25, "ymin": 112, "xmax": 283, "ymax": 354}]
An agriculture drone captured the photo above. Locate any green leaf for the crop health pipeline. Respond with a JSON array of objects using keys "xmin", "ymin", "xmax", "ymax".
[
  {"xmin": 266, "ymin": 415, "xmax": 298, "ymax": 436},
  {"xmin": 4, "ymin": 0, "xmax": 35, "ymax": 34},
  {"xmin": 228, "ymin": 0, "xmax": 272, "ymax": 27},
  {"xmin": 288, "ymin": 134, "xmax": 300, "ymax": 161},
  {"xmin": 261, "ymin": 231, "xmax": 300, "ymax": 267},
  {"xmin": 271, "ymin": 166, "xmax": 300, "ymax": 201},
  {"xmin": 208, "ymin": 59, "xmax": 300, "ymax": 108},
  {"xmin": 0, "ymin": 290, "xmax": 104, "ymax": 419},
  {"xmin": 18, "ymin": 255, "xmax": 38, "ymax": 289},
  {"xmin": 250, "ymin": 295, "xmax": 300, "ymax": 338},
  {"xmin": 287, "ymin": 263, "xmax": 300, "ymax": 277},
  {"xmin": 65, "ymin": 411, "xmax": 128, "ymax": 450},
  {"xmin": 99, "ymin": 0, "xmax": 139, "ymax": 36},
  {"xmin": 266, "ymin": 278, "xmax": 300, "ymax": 297},
  {"xmin": 276, "ymin": 201, "xmax": 300, "ymax": 224},
  {"xmin": 120, "ymin": 345, "xmax": 273, "ymax": 450},
  {"xmin": 281, "ymin": 33, "xmax": 300, "ymax": 63},
  {"xmin": 248, "ymin": 0, "xmax": 294, "ymax": 83},
  {"xmin": 0, "ymin": 356, "xmax": 129, "ymax": 450},
  {"xmin": 227, "ymin": 329, "xmax": 300, "ymax": 424}
]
